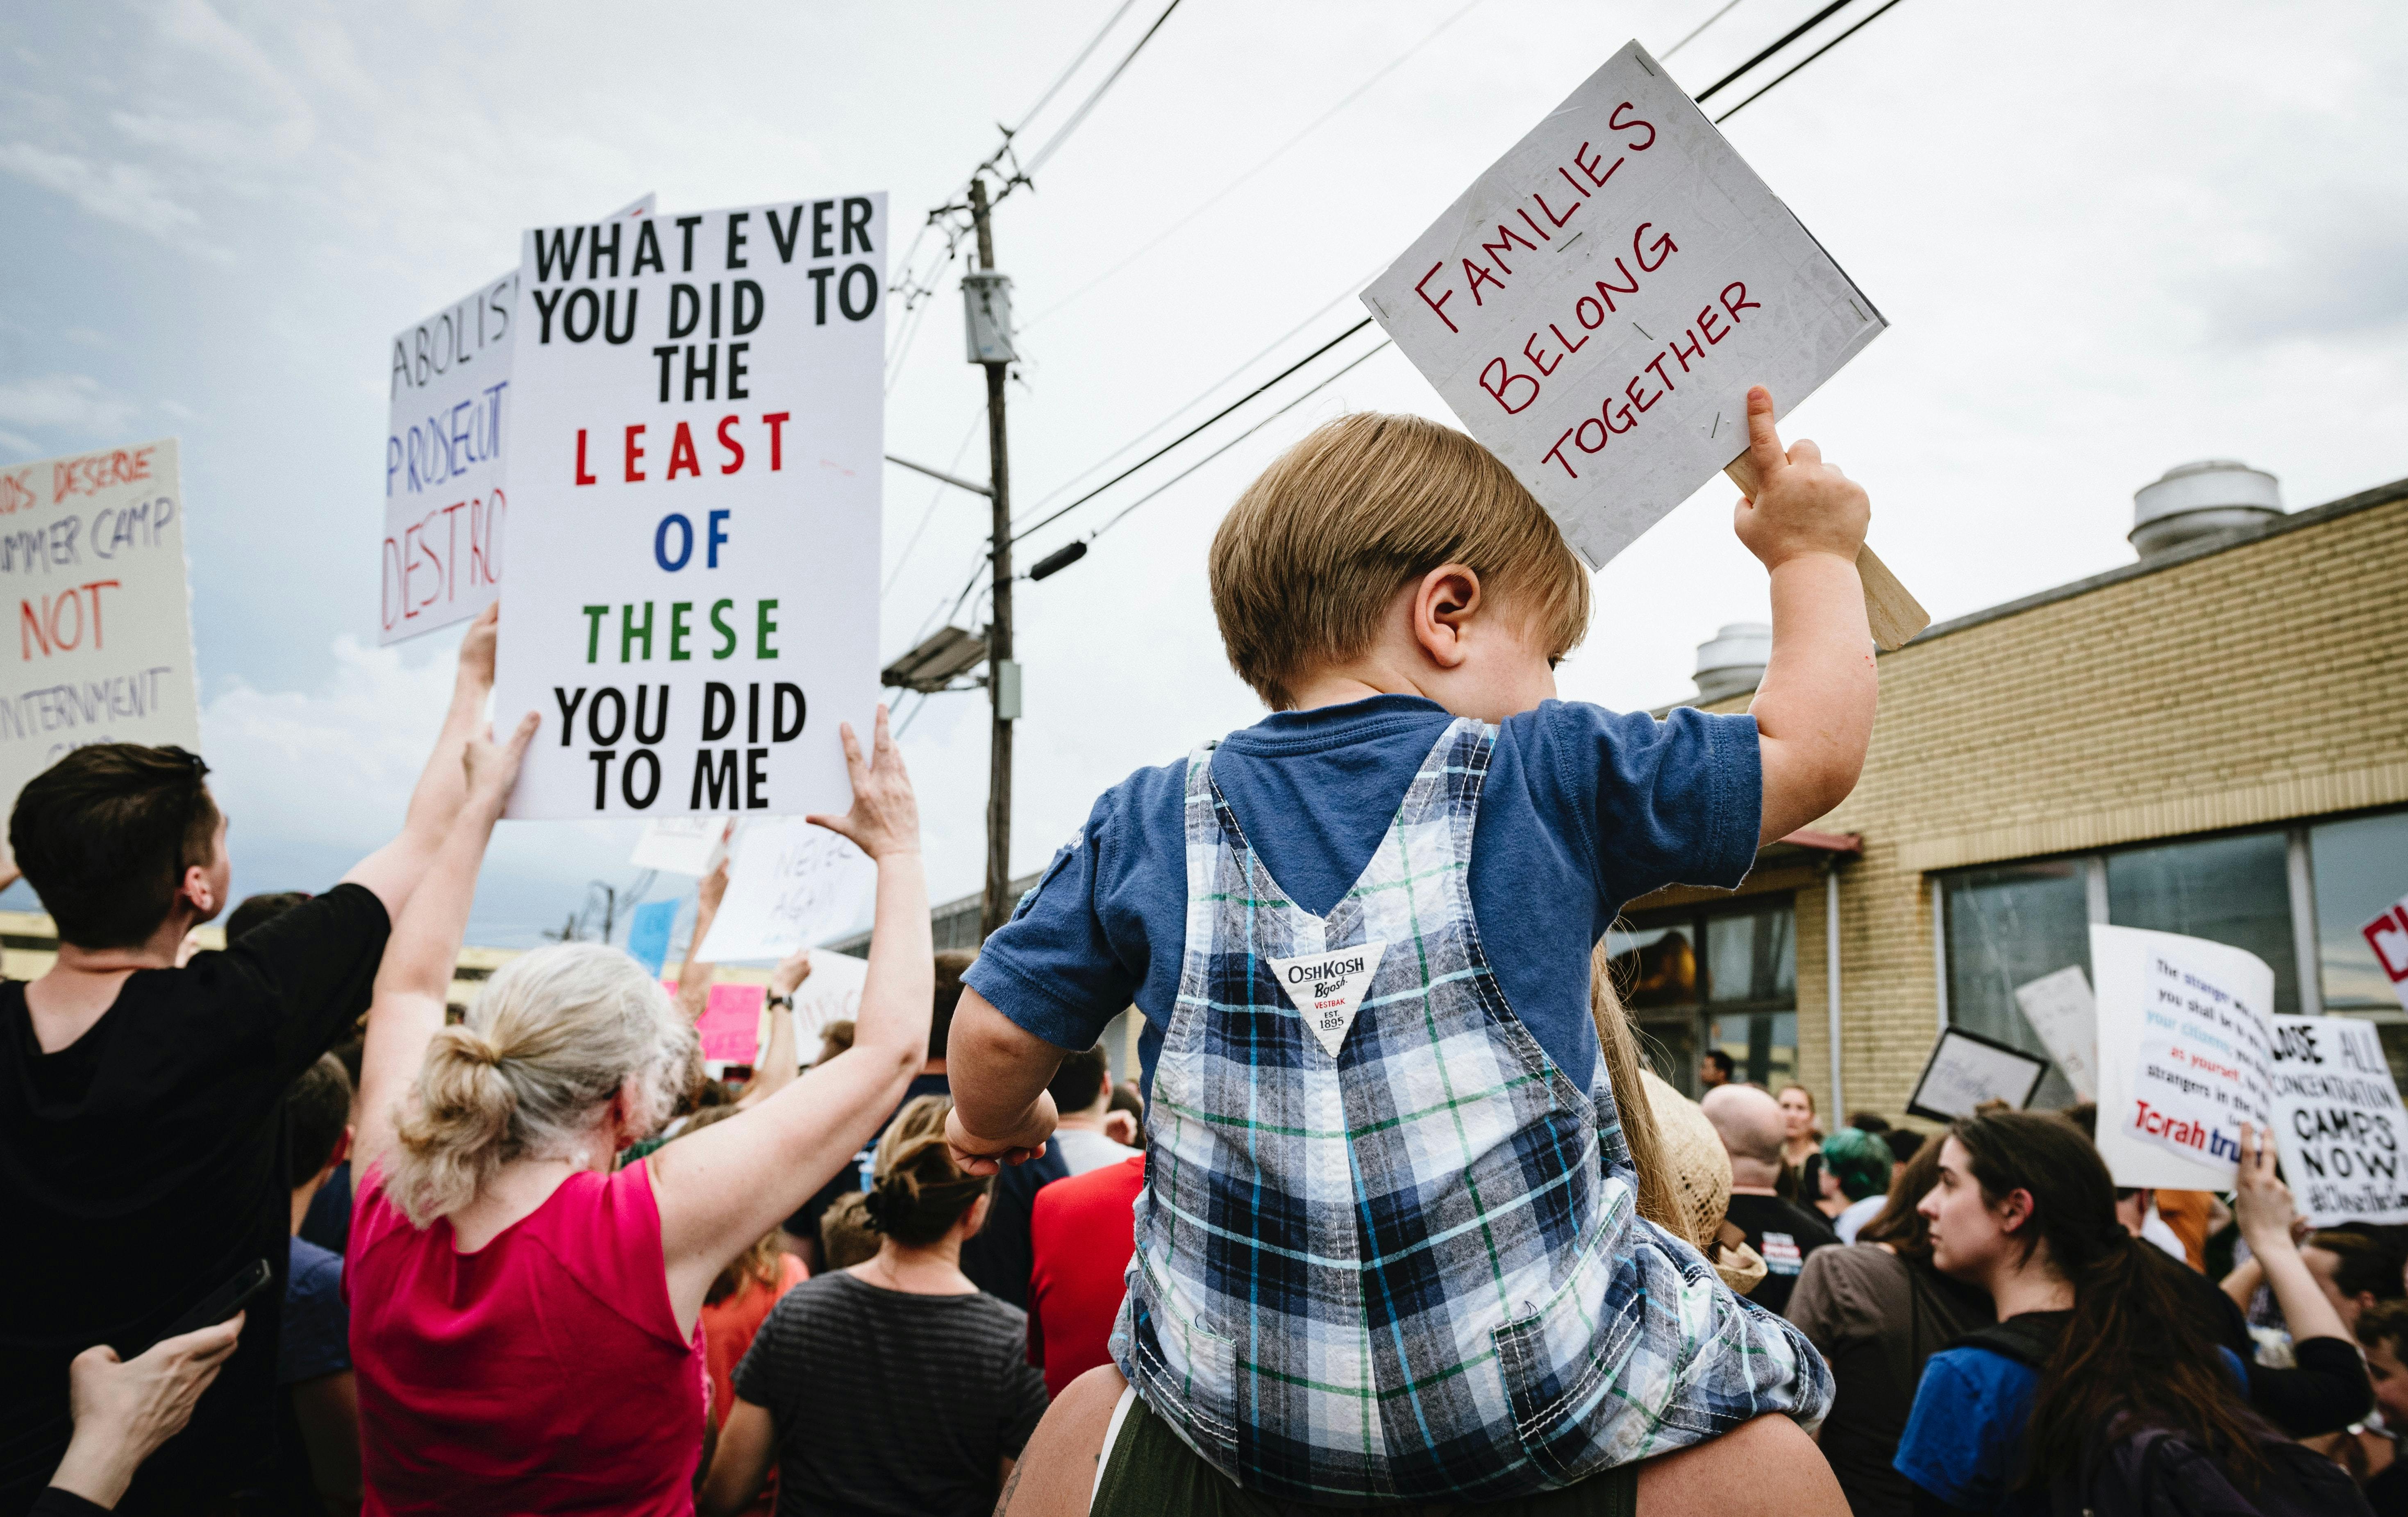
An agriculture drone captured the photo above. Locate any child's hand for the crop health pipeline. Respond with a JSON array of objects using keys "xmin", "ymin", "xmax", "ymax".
[{"xmin": 1731, "ymin": 386, "xmax": 1869, "ymax": 572}]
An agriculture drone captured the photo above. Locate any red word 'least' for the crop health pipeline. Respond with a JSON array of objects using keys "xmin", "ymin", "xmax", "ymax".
[{"xmin": 576, "ymin": 413, "xmax": 791, "ymax": 485}]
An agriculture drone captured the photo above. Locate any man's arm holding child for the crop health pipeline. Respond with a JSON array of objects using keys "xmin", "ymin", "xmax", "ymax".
[
  {"xmin": 945, "ymin": 991, "xmax": 1063, "ymax": 1174},
  {"xmin": 1733, "ymin": 386, "xmax": 1879, "ymax": 844}
]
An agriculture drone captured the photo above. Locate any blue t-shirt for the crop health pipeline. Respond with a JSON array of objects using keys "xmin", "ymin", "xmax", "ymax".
[
  {"xmin": 966, "ymin": 694, "xmax": 1761, "ymax": 1096},
  {"xmin": 278, "ymin": 1236, "xmax": 349, "ymax": 1385},
  {"xmin": 1896, "ymin": 1341, "xmax": 2248, "ymax": 1512}
]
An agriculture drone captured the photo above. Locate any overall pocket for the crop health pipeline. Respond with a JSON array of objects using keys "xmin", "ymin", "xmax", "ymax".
[{"xmin": 1490, "ymin": 1237, "xmax": 1636, "ymax": 1485}]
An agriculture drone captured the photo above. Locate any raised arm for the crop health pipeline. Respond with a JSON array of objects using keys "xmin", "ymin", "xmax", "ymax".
[
  {"xmin": 651, "ymin": 708, "xmax": 933, "ymax": 1319},
  {"xmin": 1732, "ymin": 388, "xmax": 1878, "ymax": 845},
  {"xmin": 352, "ymin": 710, "xmax": 539, "ymax": 1180},
  {"xmin": 674, "ymin": 860, "xmax": 729, "ymax": 1022},
  {"xmin": 944, "ymin": 993, "xmax": 1065, "ymax": 1176},
  {"xmin": 341, "ymin": 605, "xmax": 500, "ymax": 918},
  {"xmin": 735, "ymin": 949, "xmax": 810, "ymax": 1110}
]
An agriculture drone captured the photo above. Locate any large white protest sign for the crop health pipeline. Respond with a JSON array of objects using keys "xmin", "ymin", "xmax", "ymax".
[
  {"xmin": 2363, "ymin": 897, "xmax": 2408, "ymax": 1012},
  {"xmin": 0, "ymin": 441, "xmax": 200, "ymax": 819},
  {"xmin": 1362, "ymin": 41, "xmax": 1885, "ymax": 573},
  {"xmin": 697, "ymin": 817, "xmax": 875, "ymax": 962},
  {"xmin": 2267, "ymin": 1014, "xmax": 2408, "ymax": 1226},
  {"xmin": 2092, "ymin": 924, "xmax": 2276, "ymax": 1189},
  {"xmin": 382, "ymin": 196, "xmax": 656, "ymax": 644},
  {"xmin": 2013, "ymin": 965, "xmax": 2099, "ymax": 1101},
  {"xmin": 492, "ymin": 194, "xmax": 885, "ymax": 818},
  {"xmin": 1905, "ymin": 1027, "xmax": 2049, "ymax": 1124},
  {"xmin": 630, "ymin": 814, "xmax": 731, "ymax": 875}
]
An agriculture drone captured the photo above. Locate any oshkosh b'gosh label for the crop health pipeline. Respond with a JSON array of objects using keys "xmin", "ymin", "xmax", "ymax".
[{"xmin": 1268, "ymin": 940, "xmax": 1389, "ymax": 1058}]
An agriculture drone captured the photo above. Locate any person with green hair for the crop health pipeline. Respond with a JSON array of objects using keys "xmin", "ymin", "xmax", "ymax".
[{"xmin": 1822, "ymin": 1125, "xmax": 1896, "ymax": 1242}]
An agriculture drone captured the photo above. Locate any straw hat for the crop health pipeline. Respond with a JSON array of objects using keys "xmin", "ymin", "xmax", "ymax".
[{"xmin": 1639, "ymin": 1070, "xmax": 1767, "ymax": 1296}]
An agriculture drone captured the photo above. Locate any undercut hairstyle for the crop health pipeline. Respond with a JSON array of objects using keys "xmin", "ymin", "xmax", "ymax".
[
  {"xmin": 11, "ymin": 744, "xmax": 220, "ymax": 949},
  {"xmin": 2308, "ymin": 1230, "xmax": 2406, "ymax": 1304},
  {"xmin": 286, "ymin": 1054, "xmax": 354, "ymax": 1188},
  {"xmin": 2358, "ymin": 1297, "xmax": 2408, "ymax": 1360},
  {"xmin": 1047, "ymin": 1044, "xmax": 1111, "ymax": 1117},
  {"xmin": 227, "ymin": 891, "xmax": 311, "ymax": 943},
  {"xmin": 931, "ymin": 949, "xmax": 975, "ymax": 1060},
  {"xmin": 1208, "ymin": 413, "xmax": 1590, "ymax": 709}
]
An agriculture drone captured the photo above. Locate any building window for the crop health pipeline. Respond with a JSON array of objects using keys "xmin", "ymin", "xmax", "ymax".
[
  {"xmin": 1937, "ymin": 809, "xmax": 2408, "ymax": 1099},
  {"xmin": 1942, "ymin": 861, "xmax": 2088, "ymax": 1110},
  {"xmin": 1611, "ymin": 898, "xmax": 1796, "ymax": 1097},
  {"xmin": 2106, "ymin": 831, "xmax": 2298, "ymax": 1015}
]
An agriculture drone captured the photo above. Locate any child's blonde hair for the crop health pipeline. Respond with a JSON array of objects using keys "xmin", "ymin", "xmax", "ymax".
[{"xmin": 1209, "ymin": 413, "xmax": 1589, "ymax": 709}]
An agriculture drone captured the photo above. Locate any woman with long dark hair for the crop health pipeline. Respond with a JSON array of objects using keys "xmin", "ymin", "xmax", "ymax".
[{"xmin": 1895, "ymin": 1113, "xmax": 2360, "ymax": 1514}]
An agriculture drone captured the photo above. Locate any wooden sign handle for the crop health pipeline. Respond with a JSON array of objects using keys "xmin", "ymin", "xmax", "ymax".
[{"xmin": 1723, "ymin": 455, "xmax": 1929, "ymax": 652}]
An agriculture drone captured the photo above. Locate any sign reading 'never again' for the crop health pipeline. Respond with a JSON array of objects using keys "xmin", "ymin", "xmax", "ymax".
[
  {"xmin": 1362, "ymin": 41, "xmax": 1886, "ymax": 571},
  {"xmin": 492, "ymin": 196, "xmax": 886, "ymax": 819}
]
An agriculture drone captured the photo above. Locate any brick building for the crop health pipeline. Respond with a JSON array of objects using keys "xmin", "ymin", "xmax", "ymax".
[{"xmin": 1622, "ymin": 463, "xmax": 2408, "ymax": 1126}]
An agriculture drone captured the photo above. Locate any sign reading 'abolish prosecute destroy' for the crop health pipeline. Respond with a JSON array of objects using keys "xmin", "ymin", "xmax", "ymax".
[
  {"xmin": 492, "ymin": 196, "xmax": 886, "ymax": 819},
  {"xmin": 1362, "ymin": 41, "xmax": 1886, "ymax": 571},
  {"xmin": 0, "ymin": 440, "xmax": 201, "ymax": 822},
  {"xmin": 382, "ymin": 196, "xmax": 655, "ymax": 645}
]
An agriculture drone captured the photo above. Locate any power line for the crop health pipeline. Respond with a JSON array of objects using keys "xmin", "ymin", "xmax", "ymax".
[
  {"xmin": 1712, "ymin": 0, "xmax": 1910, "ymax": 122},
  {"xmin": 1022, "ymin": 0, "xmax": 1489, "ymax": 328},
  {"xmin": 1017, "ymin": 0, "xmax": 1187, "ymax": 183},
  {"xmin": 1011, "ymin": 316, "xmax": 1374, "ymax": 539},
  {"xmin": 1661, "ymin": 0, "xmax": 1749, "ymax": 59},
  {"xmin": 1012, "ymin": 0, "xmax": 1145, "ymax": 139},
  {"xmin": 1015, "ymin": 266, "xmax": 1382, "ymax": 517},
  {"xmin": 1084, "ymin": 340, "xmax": 1396, "ymax": 539},
  {"xmin": 884, "ymin": 407, "xmax": 989, "ymax": 595},
  {"xmin": 1694, "ymin": 0, "xmax": 1855, "ymax": 102}
]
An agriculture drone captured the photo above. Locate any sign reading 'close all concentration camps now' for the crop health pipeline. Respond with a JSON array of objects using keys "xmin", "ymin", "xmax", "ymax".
[
  {"xmin": 382, "ymin": 196, "xmax": 655, "ymax": 645},
  {"xmin": 2268, "ymin": 1013, "xmax": 2408, "ymax": 1227},
  {"xmin": 0, "ymin": 440, "xmax": 201, "ymax": 821},
  {"xmin": 491, "ymin": 196, "xmax": 885, "ymax": 820},
  {"xmin": 1361, "ymin": 40, "xmax": 1886, "ymax": 571}
]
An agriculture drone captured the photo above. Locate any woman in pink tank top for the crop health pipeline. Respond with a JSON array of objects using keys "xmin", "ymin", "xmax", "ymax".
[{"xmin": 346, "ymin": 710, "xmax": 932, "ymax": 1516}]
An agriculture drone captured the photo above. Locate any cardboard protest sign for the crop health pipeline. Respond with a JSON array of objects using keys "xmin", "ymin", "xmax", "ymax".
[
  {"xmin": 1906, "ymin": 1026, "xmax": 2049, "ymax": 1124},
  {"xmin": 792, "ymin": 946, "xmax": 868, "ymax": 1052},
  {"xmin": 664, "ymin": 980, "xmax": 766, "ymax": 1064},
  {"xmin": 0, "ymin": 440, "xmax": 201, "ymax": 823},
  {"xmin": 491, "ymin": 194, "xmax": 885, "ymax": 818},
  {"xmin": 2091, "ymin": 924, "xmax": 2276, "ymax": 1189},
  {"xmin": 382, "ymin": 196, "xmax": 655, "ymax": 644},
  {"xmin": 697, "ymin": 816, "xmax": 874, "ymax": 962},
  {"xmin": 1362, "ymin": 41, "xmax": 1927, "ymax": 649},
  {"xmin": 2013, "ymin": 965, "xmax": 2099, "ymax": 1101},
  {"xmin": 2267, "ymin": 1014, "xmax": 2408, "ymax": 1226},
  {"xmin": 630, "ymin": 814, "xmax": 731, "ymax": 875},
  {"xmin": 2363, "ymin": 896, "xmax": 2408, "ymax": 1012}
]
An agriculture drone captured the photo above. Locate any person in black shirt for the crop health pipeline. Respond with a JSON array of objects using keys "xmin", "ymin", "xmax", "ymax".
[
  {"xmin": 1704, "ymin": 1083, "xmax": 1839, "ymax": 1315},
  {"xmin": 0, "ymin": 607, "xmax": 511, "ymax": 1517}
]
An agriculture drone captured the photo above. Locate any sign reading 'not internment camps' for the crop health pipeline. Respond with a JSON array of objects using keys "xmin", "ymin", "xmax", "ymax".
[
  {"xmin": 492, "ymin": 195, "xmax": 886, "ymax": 819},
  {"xmin": 1361, "ymin": 40, "xmax": 1886, "ymax": 571},
  {"xmin": 0, "ymin": 440, "xmax": 200, "ymax": 821}
]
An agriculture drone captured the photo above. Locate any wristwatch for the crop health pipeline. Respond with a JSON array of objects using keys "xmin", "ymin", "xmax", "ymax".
[{"xmin": 765, "ymin": 992, "xmax": 795, "ymax": 1012}]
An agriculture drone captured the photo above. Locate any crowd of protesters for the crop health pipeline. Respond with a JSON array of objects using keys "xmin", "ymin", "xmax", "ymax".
[{"xmin": 2, "ymin": 398, "xmax": 2401, "ymax": 1517}]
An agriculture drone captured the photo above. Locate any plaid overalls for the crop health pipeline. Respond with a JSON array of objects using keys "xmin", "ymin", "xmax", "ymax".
[{"xmin": 1113, "ymin": 719, "xmax": 1831, "ymax": 1503}]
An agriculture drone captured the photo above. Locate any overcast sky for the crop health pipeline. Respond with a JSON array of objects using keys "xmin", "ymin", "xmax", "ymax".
[{"xmin": 3, "ymin": 0, "xmax": 2403, "ymax": 949}]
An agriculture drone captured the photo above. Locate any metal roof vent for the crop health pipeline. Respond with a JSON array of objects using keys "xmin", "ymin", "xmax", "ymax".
[
  {"xmin": 2131, "ymin": 460, "xmax": 2282, "ymax": 559},
  {"xmin": 1693, "ymin": 622, "xmax": 1771, "ymax": 703}
]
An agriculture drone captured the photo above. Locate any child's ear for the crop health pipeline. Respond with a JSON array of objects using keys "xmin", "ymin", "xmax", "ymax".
[{"xmin": 1411, "ymin": 564, "xmax": 1483, "ymax": 668}]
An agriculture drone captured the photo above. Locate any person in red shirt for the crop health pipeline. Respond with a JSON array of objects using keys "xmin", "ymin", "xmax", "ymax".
[{"xmin": 1026, "ymin": 1154, "xmax": 1143, "ymax": 1398}]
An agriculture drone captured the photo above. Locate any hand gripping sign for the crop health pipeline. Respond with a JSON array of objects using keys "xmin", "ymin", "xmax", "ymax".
[{"xmin": 1361, "ymin": 41, "xmax": 1927, "ymax": 649}]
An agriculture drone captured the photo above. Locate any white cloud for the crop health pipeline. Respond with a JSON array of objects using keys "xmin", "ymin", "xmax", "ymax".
[
  {"xmin": 0, "ymin": 372, "xmax": 139, "ymax": 436},
  {"xmin": 0, "ymin": 140, "xmax": 200, "ymax": 241}
]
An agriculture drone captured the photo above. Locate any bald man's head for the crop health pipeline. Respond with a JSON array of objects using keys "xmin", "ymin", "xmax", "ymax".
[{"xmin": 1702, "ymin": 1083, "xmax": 1788, "ymax": 1190}]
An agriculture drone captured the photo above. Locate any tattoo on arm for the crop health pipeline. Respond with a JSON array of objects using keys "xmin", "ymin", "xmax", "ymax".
[{"xmin": 993, "ymin": 1458, "xmax": 1025, "ymax": 1517}]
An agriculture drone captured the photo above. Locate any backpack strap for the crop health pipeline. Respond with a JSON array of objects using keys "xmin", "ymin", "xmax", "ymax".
[{"xmin": 1951, "ymin": 1310, "xmax": 2074, "ymax": 1368}]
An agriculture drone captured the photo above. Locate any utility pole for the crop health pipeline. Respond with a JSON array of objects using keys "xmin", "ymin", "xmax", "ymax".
[{"xmin": 967, "ymin": 177, "xmax": 1017, "ymax": 938}]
